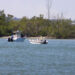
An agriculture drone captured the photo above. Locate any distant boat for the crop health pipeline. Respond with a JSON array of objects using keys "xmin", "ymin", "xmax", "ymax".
[
  {"xmin": 8, "ymin": 30, "xmax": 25, "ymax": 42},
  {"xmin": 29, "ymin": 37, "xmax": 48, "ymax": 44}
]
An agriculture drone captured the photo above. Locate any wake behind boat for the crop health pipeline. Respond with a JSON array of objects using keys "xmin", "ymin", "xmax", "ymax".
[{"xmin": 8, "ymin": 30, "xmax": 25, "ymax": 42}]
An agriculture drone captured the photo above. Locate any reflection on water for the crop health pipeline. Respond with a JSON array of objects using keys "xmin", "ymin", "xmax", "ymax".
[{"xmin": 0, "ymin": 39, "xmax": 75, "ymax": 75}]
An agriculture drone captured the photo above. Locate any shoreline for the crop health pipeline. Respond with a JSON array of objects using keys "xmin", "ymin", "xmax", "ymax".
[
  {"xmin": 1, "ymin": 36, "xmax": 75, "ymax": 39},
  {"xmin": 0, "ymin": 36, "xmax": 10, "ymax": 39}
]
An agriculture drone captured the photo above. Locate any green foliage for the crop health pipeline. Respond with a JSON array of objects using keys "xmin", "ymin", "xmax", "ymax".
[{"xmin": 0, "ymin": 10, "xmax": 75, "ymax": 38}]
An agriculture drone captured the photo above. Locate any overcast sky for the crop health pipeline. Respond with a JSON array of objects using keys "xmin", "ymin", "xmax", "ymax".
[{"xmin": 0, "ymin": 0, "xmax": 75, "ymax": 20}]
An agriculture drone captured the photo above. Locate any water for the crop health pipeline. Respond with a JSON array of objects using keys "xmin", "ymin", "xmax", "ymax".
[{"xmin": 0, "ymin": 39, "xmax": 75, "ymax": 75}]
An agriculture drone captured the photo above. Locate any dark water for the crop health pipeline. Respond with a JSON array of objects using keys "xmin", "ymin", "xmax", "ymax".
[{"xmin": 0, "ymin": 39, "xmax": 75, "ymax": 75}]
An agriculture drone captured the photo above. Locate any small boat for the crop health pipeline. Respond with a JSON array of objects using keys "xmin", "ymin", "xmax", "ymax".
[
  {"xmin": 29, "ymin": 37, "xmax": 48, "ymax": 44},
  {"xmin": 8, "ymin": 30, "xmax": 25, "ymax": 42}
]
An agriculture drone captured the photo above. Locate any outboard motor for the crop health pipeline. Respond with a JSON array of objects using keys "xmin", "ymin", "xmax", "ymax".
[
  {"xmin": 8, "ymin": 38, "xmax": 11, "ymax": 42},
  {"xmin": 43, "ymin": 40, "xmax": 46, "ymax": 44},
  {"xmin": 11, "ymin": 38, "xmax": 13, "ymax": 42},
  {"xmin": 43, "ymin": 40, "xmax": 48, "ymax": 44},
  {"xmin": 8, "ymin": 37, "xmax": 13, "ymax": 42}
]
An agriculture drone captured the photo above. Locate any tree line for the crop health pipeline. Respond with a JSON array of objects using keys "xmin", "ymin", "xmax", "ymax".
[{"xmin": 0, "ymin": 10, "xmax": 75, "ymax": 38}]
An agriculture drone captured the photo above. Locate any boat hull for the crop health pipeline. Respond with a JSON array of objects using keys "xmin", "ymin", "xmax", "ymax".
[
  {"xmin": 14, "ymin": 38, "xmax": 25, "ymax": 42},
  {"xmin": 29, "ymin": 39, "xmax": 48, "ymax": 44},
  {"xmin": 8, "ymin": 38, "xmax": 25, "ymax": 42}
]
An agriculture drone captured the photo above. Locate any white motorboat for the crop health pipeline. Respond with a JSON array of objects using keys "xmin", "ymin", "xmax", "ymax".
[
  {"xmin": 29, "ymin": 37, "xmax": 48, "ymax": 44},
  {"xmin": 8, "ymin": 30, "xmax": 25, "ymax": 42}
]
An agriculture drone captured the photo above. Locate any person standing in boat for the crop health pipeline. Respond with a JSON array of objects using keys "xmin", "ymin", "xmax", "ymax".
[{"xmin": 11, "ymin": 34, "xmax": 13, "ymax": 39}]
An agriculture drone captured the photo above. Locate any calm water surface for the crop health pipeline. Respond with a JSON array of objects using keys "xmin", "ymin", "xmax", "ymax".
[{"xmin": 0, "ymin": 39, "xmax": 75, "ymax": 75}]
